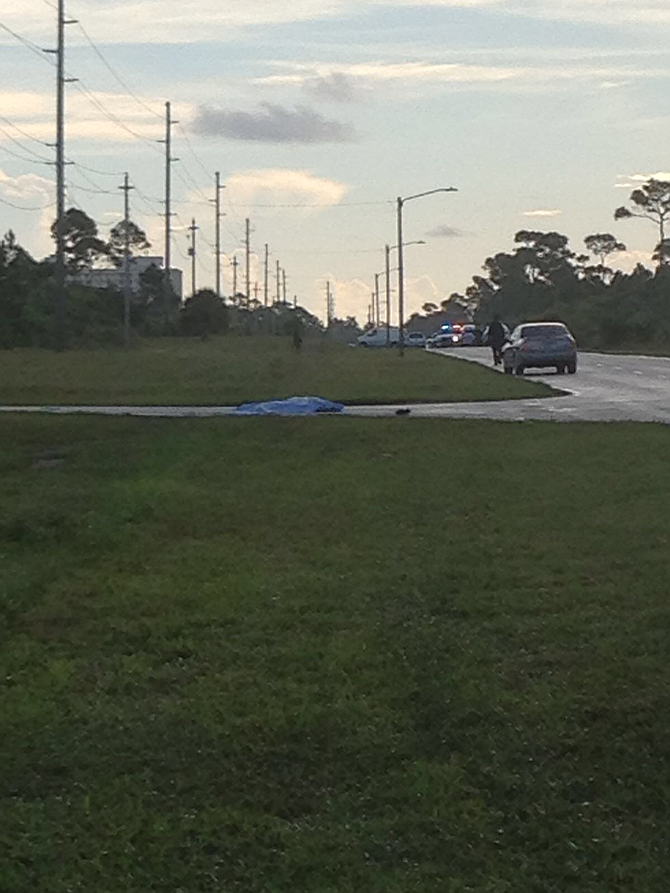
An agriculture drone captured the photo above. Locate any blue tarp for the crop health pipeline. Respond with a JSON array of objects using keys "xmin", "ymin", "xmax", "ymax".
[{"xmin": 235, "ymin": 396, "xmax": 345, "ymax": 416}]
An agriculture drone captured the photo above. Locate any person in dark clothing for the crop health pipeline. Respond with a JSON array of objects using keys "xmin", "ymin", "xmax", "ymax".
[{"xmin": 487, "ymin": 315, "xmax": 506, "ymax": 365}]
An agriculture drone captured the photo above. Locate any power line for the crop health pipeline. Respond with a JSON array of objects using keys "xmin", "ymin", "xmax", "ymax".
[
  {"xmin": 71, "ymin": 80, "xmax": 163, "ymax": 152},
  {"xmin": 66, "ymin": 177, "xmax": 115, "ymax": 195},
  {"xmin": 0, "ymin": 194, "xmax": 55, "ymax": 211},
  {"xmin": 225, "ymin": 200, "xmax": 394, "ymax": 209},
  {"xmin": 0, "ymin": 21, "xmax": 56, "ymax": 65},
  {"xmin": 173, "ymin": 163, "xmax": 210, "ymax": 204},
  {"xmin": 176, "ymin": 122, "xmax": 210, "ymax": 178},
  {"xmin": 0, "ymin": 115, "xmax": 51, "ymax": 148},
  {"xmin": 0, "ymin": 125, "xmax": 52, "ymax": 162},
  {"xmin": 75, "ymin": 21, "xmax": 163, "ymax": 121},
  {"xmin": 0, "ymin": 141, "xmax": 51, "ymax": 166},
  {"xmin": 66, "ymin": 158, "xmax": 125, "ymax": 177}
]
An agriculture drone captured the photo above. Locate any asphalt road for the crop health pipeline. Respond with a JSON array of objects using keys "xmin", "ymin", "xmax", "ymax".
[
  {"xmin": 349, "ymin": 348, "xmax": 670, "ymax": 422},
  {"xmin": 1, "ymin": 348, "xmax": 669, "ymax": 423}
]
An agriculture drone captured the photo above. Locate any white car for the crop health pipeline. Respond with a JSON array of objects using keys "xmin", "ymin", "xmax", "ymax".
[
  {"xmin": 358, "ymin": 326, "xmax": 400, "ymax": 347},
  {"xmin": 405, "ymin": 332, "xmax": 426, "ymax": 348}
]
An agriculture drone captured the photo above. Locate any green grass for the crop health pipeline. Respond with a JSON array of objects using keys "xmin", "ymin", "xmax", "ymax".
[
  {"xmin": 0, "ymin": 337, "xmax": 554, "ymax": 405},
  {"xmin": 2, "ymin": 415, "xmax": 669, "ymax": 892}
]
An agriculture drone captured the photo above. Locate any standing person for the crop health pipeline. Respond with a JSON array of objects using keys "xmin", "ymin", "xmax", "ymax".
[{"xmin": 487, "ymin": 314, "xmax": 506, "ymax": 366}]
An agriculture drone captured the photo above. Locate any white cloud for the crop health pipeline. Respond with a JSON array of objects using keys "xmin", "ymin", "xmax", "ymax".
[
  {"xmin": 626, "ymin": 172, "xmax": 670, "ymax": 182},
  {"xmin": 321, "ymin": 272, "xmax": 443, "ymax": 324},
  {"xmin": 256, "ymin": 59, "xmax": 666, "ymax": 92},
  {"xmin": 225, "ymin": 169, "xmax": 349, "ymax": 208},
  {"xmin": 0, "ymin": 90, "xmax": 182, "ymax": 144},
  {"xmin": 523, "ymin": 209, "xmax": 562, "ymax": 218},
  {"xmin": 0, "ymin": 167, "xmax": 52, "ymax": 200},
  {"xmin": 612, "ymin": 248, "xmax": 653, "ymax": 272}
]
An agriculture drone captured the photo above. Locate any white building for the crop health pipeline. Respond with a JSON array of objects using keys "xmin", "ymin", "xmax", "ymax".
[{"xmin": 74, "ymin": 256, "xmax": 183, "ymax": 300}]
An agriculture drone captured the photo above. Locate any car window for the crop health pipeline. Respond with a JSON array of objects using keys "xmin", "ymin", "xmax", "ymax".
[{"xmin": 521, "ymin": 324, "xmax": 567, "ymax": 338}]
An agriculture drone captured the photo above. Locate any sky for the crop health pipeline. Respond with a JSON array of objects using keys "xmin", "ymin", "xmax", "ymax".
[{"xmin": 1, "ymin": 0, "xmax": 670, "ymax": 323}]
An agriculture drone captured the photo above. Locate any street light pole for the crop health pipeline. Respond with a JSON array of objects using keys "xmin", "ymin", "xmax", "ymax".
[
  {"xmin": 396, "ymin": 187, "xmax": 458, "ymax": 348},
  {"xmin": 396, "ymin": 197, "xmax": 405, "ymax": 346}
]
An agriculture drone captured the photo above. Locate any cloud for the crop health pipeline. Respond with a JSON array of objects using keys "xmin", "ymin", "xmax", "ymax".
[
  {"xmin": 0, "ymin": 168, "xmax": 52, "ymax": 201},
  {"xmin": 302, "ymin": 73, "xmax": 360, "ymax": 103},
  {"xmin": 623, "ymin": 171, "xmax": 670, "ymax": 182},
  {"xmin": 255, "ymin": 57, "xmax": 670, "ymax": 94},
  {"xmin": 224, "ymin": 169, "xmax": 349, "ymax": 207},
  {"xmin": 523, "ymin": 209, "xmax": 562, "ymax": 218},
  {"xmin": 191, "ymin": 104, "xmax": 356, "ymax": 144},
  {"xmin": 426, "ymin": 224, "xmax": 464, "ymax": 238}
]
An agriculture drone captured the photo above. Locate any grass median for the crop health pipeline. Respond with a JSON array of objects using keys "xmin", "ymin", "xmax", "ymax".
[
  {"xmin": 2, "ymin": 415, "xmax": 669, "ymax": 892},
  {"xmin": 0, "ymin": 337, "xmax": 554, "ymax": 405}
]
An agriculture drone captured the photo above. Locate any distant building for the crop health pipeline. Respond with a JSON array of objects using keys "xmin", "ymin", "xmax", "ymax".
[{"xmin": 73, "ymin": 256, "xmax": 183, "ymax": 300}]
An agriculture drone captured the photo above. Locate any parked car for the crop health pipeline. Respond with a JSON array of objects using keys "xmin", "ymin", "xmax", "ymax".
[
  {"xmin": 502, "ymin": 322, "xmax": 577, "ymax": 375},
  {"xmin": 405, "ymin": 331, "xmax": 426, "ymax": 348},
  {"xmin": 358, "ymin": 326, "xmax": 399, "ymax": 347}
]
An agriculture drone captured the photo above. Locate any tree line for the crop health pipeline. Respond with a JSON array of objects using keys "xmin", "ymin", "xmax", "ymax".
[
  {"xmin": 0, "ymin": 206, "xmax": 358, "ymax": 348},
  {"xmin": 416, "ymin": 177, "xmax": 670, "ymax": 349}
]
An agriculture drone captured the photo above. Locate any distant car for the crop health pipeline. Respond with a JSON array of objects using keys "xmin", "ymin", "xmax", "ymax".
[
  {"xmin": 460, "ymin": 325, "xmax": 479, "ymax": 347},
  {"xmin": 405, "ymin": 332, "xmax": 426, "ymax": 348},
  {"xmin": 502, "ymin": 322, "xmax": 577, "ymax": 375},
  {"xmin": 427, "ymin": 332, "xmax": 460, "ymax": 349},
  {"xmin": 358, "ymin": 326, "xmax": 399, "ymax": 347}
]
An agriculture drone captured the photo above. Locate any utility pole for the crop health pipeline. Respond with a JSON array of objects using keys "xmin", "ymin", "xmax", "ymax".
[
  {"xmin": 326, "ymin": 280, "xmax": 335, "ymax": 327},
  {"xmin": 120, "ymin": 172, "xmax": 134, "ymax": 349},
  {"xmin": 232, "ymin": 256, "xmax": 238, "ymax": 296},
  {"xmin": 374, "ymin": 273, "xmax": 381, "ymax": 326},
  {"xmin": 385, "ymin": 244, "xmax": 391, "ymax": 345},
  {"xmin": 254, "ymin": 282, "xmax": 259, "ymax": 302},
  {"xmin": 245, "ymin": 217, "xmax": 251, "ymax": 306},
  {"xmin": 213, "ymin": 172, "xmax": 224, "ymax": 298},
  {"xmin": 276, "ymin": 259, "xmax": 281, "ymax": 304},
  {"xmin": 188, "ymin": 218, "xmax": 198, "ymax": 296},
  {"xmin": 282, "ymin": 269, "xmax": 287, "ymax": 304},
  {"xmin": 49, "ymin": 0, "xmax": 76, "ymax": 351},
  {"xmin": 161, "ymin": 101, "xmax": 178, "ymax": 324},
  {"xmin": 263, "ymin": 243, "xmax": 269, "ymax": 306}
]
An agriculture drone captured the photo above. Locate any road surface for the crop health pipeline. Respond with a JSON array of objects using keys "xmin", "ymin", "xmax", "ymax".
[
  {"xmin": 349, "ymin": 348, "xmax": 670, "ymax": 422},
  {"xmin": 0, "ymin": 349, "xmax": 669, "ymax": 423}
]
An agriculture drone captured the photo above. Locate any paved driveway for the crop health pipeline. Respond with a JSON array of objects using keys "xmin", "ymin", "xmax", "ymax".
[{"xmin": 1, "ymin": 348, "xmax": 669, "ymax": 423}]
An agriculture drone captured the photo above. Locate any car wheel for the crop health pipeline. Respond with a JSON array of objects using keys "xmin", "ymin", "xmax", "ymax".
[
  {"xmin": 567, "ymin": 361, "xmax": 577, "ymax": 374},
  {"xmin": 556, "ymin": 365, "xmax": 565, "ymax": 375}
]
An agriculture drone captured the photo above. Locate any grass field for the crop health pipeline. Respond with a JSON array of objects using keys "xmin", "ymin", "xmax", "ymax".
[
  {"xmin": 1, "ymin": 414, "xmax": 668, "ymax": 891},
  {"xmin": 0, "ymin": 337, "xmax": 554, "ymax": 405}
]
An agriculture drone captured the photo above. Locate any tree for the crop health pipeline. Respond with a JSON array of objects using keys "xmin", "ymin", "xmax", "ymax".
[
  {"xmin": 180, "ymin": 289, "xmax": 229, "ymax": 337},
  {"xmin": 51, "ymin": 208, "xmax": 108, "ymax": 271},
  {"xmin": 652, "ymin": 239, "xmax": 670, "ymax": 266},
  {"xmin": 422, "ymin": 302, "xmax": 438, "ymax": 314},
  {"xmin": 108, "ymin": 219, "xmax": 151, "ymax": 267},
  {"xmin": 615, "ymin": 179, "xmax": 670, "ymax": 263},
  {"xmin": 584, "ymin": 233, "xmax": 627, "ymax": 266}
]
